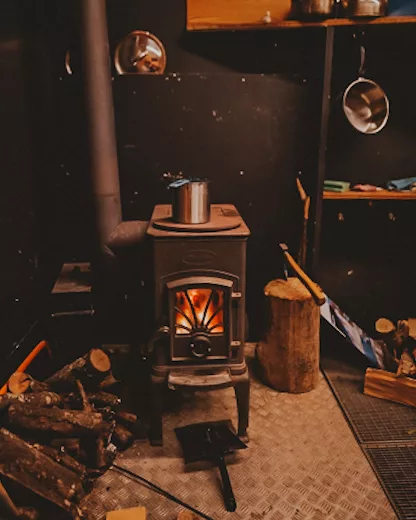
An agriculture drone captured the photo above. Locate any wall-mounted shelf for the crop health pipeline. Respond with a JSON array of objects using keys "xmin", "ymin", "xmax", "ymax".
[
  {"xmin": 187, "ymin": 6, "xmax": 416, "ymax": 31},
  {"xmin": 323, "ymin": 190, "xmax": 416, "ymax": 200}
]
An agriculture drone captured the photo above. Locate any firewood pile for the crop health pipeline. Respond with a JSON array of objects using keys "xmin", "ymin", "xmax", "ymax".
[
  {"xmin": 375, "ymin": 318, "xmax": 416, "ymax": 377},
  {"xmin": 0, "ymin": 348, "xmax": 145, "ymax": 519},
  {"xmin": 364, "ymin": 318, "xmax": 416, "ymax": 408}
]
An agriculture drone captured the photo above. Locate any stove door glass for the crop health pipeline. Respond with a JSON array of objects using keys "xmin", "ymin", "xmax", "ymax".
[{"xmin": 175, "ymin": 288, "xmax": 224, "ymax": 335}]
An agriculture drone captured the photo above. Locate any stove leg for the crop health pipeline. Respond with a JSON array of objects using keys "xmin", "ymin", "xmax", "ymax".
[
  {"xmin": 234, "ymin": 373, "xmax": 250, "ymax": 441},
  {"xmin": 149, "ymin": 374, "xmax": 165, "ymax": 446}
]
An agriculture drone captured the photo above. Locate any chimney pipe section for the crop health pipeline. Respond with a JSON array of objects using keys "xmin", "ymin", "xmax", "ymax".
[{"xmin": 80, "ymin": 0, "xmax": 122, "ymax": 246}]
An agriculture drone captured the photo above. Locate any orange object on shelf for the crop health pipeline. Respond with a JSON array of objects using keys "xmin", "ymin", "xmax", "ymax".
[{"xmin": 0, "ymin": 340, "xmax": 50, "ymax": 395}]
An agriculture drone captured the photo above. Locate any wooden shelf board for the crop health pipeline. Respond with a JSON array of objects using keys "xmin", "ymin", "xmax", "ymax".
[
  {"xmin": 188, "ymin": 16, "xmax": 416, "ymax": 31},
  {"xmin": 323, "ymin": 190, "xmax": 416, "ymax": 200}
]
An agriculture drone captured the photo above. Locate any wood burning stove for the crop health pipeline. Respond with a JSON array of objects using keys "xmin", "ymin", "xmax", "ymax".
[{"xmin": 147, "ymin": 204, "xmax": 250, "ymax": 445}]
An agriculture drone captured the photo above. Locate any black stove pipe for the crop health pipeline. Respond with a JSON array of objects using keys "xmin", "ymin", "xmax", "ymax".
[{"xmin": 80, "ymin": 0, "xmax": 148, "ymax": 255}]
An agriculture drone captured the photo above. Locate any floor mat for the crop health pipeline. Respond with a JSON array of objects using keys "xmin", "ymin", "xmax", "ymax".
[{"xmin": 321, "ymin": 354, "xmax": 416, "ymax": 520}]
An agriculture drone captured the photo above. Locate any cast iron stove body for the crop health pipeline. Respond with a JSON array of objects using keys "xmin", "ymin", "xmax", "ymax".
[{"xmin": 147, "ymin": 204, "xmax": 250, "ymax": 444}]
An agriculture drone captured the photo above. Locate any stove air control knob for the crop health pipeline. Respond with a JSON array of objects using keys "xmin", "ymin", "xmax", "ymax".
[{"xmin": 190, "ymin": 335, "xmax": 211, "ymax": 358}]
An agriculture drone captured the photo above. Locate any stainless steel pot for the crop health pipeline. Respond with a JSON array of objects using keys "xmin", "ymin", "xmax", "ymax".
[
  {"xmin": 169, "ymin": 179, "xmax": 210, "ymax": 224},
  {"xmin": 342, "ymin": 0, "xmax": 387, "ymax": 16},
  {"xmin": 300, "ymin": 0, "xmax": 335, "ymax": 15},
  {"xmin": 343, "ymin": 77, "xmax": 389, "ymax": 135}
]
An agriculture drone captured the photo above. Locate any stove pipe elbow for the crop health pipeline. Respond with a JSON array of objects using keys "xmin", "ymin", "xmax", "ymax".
[{"xmin": 80, "ymin": 0, "xmax": 149, "ymax": 258}]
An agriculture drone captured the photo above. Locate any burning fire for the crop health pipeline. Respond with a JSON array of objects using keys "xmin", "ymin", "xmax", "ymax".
[{"xmin": 175, "ymin": 288, "xmax": 224, "ymax": 335}]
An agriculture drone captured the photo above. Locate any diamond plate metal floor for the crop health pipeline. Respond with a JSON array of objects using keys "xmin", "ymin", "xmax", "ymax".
[
  {"xmin": 84, "ymin": 347, "xmax": 397, "ymax": 520},
  {"xmin": 321, "ymin": 355, "xmax": 416, "ymax": 520}
]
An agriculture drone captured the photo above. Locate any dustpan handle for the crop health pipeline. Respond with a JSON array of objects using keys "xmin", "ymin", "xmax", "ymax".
[{"xmin": 218, "ymin": 455, "xmax": 237, "ymax": 512}]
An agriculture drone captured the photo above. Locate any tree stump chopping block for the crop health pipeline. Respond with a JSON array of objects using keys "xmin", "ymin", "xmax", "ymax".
[{"xmin": 256, "ymin": 277, "xmax": 320, "ymax": 393}]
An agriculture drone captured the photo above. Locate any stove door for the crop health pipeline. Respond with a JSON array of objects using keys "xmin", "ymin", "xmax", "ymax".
[{"xmin": 167, "ymin": 277, "xmax": 234, "ymax": 362}]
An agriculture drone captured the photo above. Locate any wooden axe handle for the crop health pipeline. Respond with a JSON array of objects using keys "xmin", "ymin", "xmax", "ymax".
[{"xmin": 280, "ymin": 244, "xmax": 326, "ymax": 306}]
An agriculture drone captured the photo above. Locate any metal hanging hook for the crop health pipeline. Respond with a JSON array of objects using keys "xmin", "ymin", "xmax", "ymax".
[
  {"xmin": 359, "ymin": 44, "xmax": 366, "ymax": 76},
  {"xmin": 353, "ymin": 29, "xmax": 366, "ymax": 76}
]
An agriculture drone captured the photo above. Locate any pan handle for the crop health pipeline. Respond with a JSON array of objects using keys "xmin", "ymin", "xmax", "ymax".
[{"xmin": 217, "ymin": 455, "xmax": 237, "ymax": 512}]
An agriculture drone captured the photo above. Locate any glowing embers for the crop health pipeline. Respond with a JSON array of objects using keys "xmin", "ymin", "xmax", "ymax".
[{"xmin": 175, "ymin": 288, "xmax": 224, "ymax": 335}]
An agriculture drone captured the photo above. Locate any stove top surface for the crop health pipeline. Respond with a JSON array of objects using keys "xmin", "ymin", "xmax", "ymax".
[{"xmin": 147, "ymin": 204, "xmax": 250, "ymax": 238}]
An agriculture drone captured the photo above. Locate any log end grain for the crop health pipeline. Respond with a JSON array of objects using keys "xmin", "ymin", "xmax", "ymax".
[
  {"xmin": 8, "ymin": 373, "xmax": 30, "ymax": 394},
  {"xmin": 264, "ymin": 277, "xmax": 312, "ymax": 301},
  {"xmin": 89, "ymin": 349, "xmax": 111, "ymax": 374}
]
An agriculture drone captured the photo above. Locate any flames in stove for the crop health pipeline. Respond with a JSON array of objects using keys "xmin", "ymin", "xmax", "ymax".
[{"xmin": 175, "ymin": 288, "xmax": 224, "ymax": 335}]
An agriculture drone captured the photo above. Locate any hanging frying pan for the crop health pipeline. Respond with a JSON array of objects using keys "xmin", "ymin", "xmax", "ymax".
[{"xmin": 342, "ymin": 44, "xmax": 389, "ymax": 135}]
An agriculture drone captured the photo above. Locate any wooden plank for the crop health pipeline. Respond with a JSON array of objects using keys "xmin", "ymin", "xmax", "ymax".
[
  {"xmin": 106, "ymin": 506, "xmax": 146, "ymax": 520},
  {"xmin": 324, "ymin": 190, "xmax": 416, "ymax": 200},
  {"xmin": 364, "ymin": 368, "xmax": 416, "ymax": 408},
  {"xmin": 187, "ymin": 0, "xmax": 291, "ymax": 30},
  {"xmin": 187, "ymin": 1, "xmax": 416, "ymax": 31}
]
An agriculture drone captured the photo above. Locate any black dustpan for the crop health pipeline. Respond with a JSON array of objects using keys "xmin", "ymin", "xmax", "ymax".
[{"xmin": 175, "ymin": 420, "xmax": 247, "ymax": 512}]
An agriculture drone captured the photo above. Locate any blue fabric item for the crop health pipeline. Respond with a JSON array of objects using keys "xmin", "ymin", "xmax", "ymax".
[
  {"xmin": 388, "ymin": 0, "xmax": 416, "ymax": 14},
  {"xmin": 386, "ymin": 176, "xmax": 416, "ymax": 191}
]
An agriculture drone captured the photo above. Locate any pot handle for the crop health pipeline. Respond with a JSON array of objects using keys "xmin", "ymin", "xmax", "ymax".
[
  {"xmin": 168, "ymin": 179, "xmax": 189, "ymax": 189},
  {"xmin": 162, "ymin": 171, "xmax": 184, "ymax": 184}
]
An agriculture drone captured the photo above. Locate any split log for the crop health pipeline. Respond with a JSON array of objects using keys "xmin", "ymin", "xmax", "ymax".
[
  {"xmin": 16, "ymin": 508, "xmax": 39, "ymax": 520},
  {"xmin": 75, "ymin": 380, "xmax": 111, "ymax": 473},
  {"xmin": 46, "ymin": 349, "xmax": 111, "ymax": 391},
  {"xmin": 115, "ymin": 411, "xmax": 147, "ymax": 440},
  {"xmin": 95, "ymin": 437, "xmax": 107, "ymax": 469},
  {"xmin": 112, "ymin": 424, "xmax": 134, "ymax": 449},
  {"xmin": 98, "ymin": 373, "xmax": 119, "ymax": 390},
  {"xmin": 0, "ymin": 428, "xmax": 84, "ymax": 511},
  {"xmin": 397, "ymin": 350, "xmax": 416, "ymax": 378},
  {"xmin": 50, "ymin": 438, "xmax": 82, "ymax": 458},
  {"xmin": 7, "ymin": 373, "xmax": 50, "ymax": 395},
  {"xmin": 0, "ymin": 392, "xmax": 62, "ymax": 411},
  {"xmin": 256, "ymin": 277, "xmax": 320, "ymax": 393},
  {"xmin": 76, "ymin": 380, "xmax": 92, "ymax": 412},
  {"xmin": 8, "ymin": 404, "xmax": 111, "ymax": 437},
  {"xmin": 364, "ymin": 368, "xmax": 416, "ymax": 408},
  {"xmin": 34, "ymin": 444, "xmax": 87, "ymax": 479},
  {"xmin": 8, "ymin": 373, "xmax": 30, "ymax": 395},
  {"xmin": 66, "ymin": 391, "xmax": 121, "ymax": 411},
  {"xmin": 88, "ymin": 392, "xmax": 121, "ymax": 410}
]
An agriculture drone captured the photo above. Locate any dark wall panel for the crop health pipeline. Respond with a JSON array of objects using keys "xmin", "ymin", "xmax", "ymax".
[
  {"xmin": 51, "ymin": 0, "xmax": 326, "ymax": 338},
  {"xmin": 0, "ymin": 1, "xmax": 40, "ymax": 355},
  {"xmin": 319, "ymin": 26, "xmax": 416, "ymax": 335}
]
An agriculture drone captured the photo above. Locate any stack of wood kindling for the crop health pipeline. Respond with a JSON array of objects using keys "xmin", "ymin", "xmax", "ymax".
[
  {"xmin": 364, "ymin": 318, "xmax": 416, "ymax": 408},
  {"xmin": 0, "ymin": 348, "xmax": 145, "ymax": 519}
]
